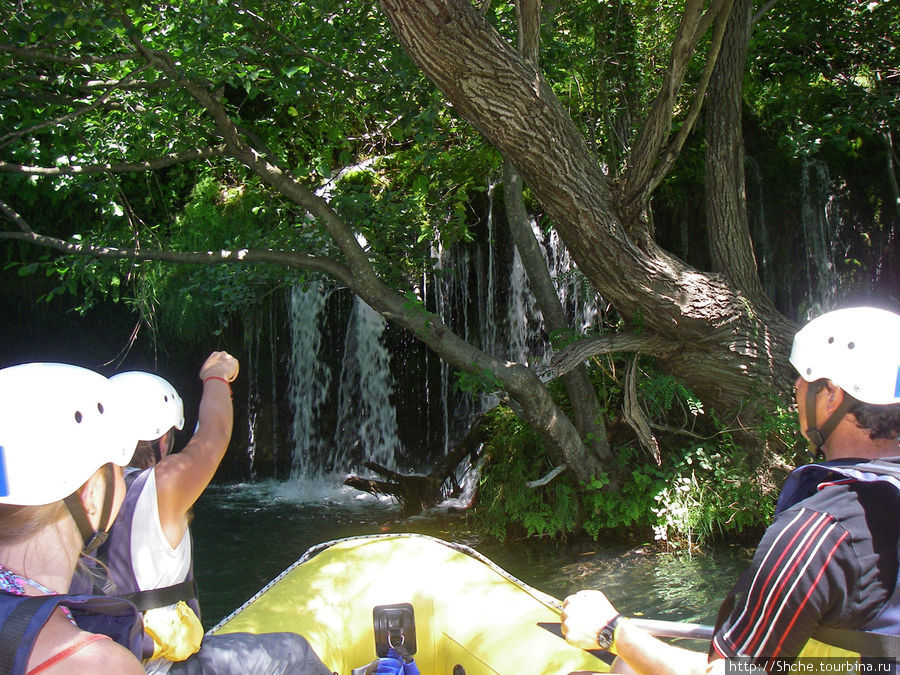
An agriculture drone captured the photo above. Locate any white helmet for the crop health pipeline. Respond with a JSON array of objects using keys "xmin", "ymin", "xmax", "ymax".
[
  {"xmin": 789, "ymin": 306, "xmax": 900, "ymax": 405},
  {"xmin": 109, "ymin": 371, "xmax": 185, "ymax": 442},
  {"xmin": 0, "ymin": 363, "xmax": 138, "ymax": 506}
]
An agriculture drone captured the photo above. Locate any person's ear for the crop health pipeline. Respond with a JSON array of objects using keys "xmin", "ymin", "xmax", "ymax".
[
  {"xmin": 78, "ymin": 468, "xmax": 106, "ymax": 528},
  {"xmin": 823, "ymin": 380, "xmax": 845, "ymax": 414}
]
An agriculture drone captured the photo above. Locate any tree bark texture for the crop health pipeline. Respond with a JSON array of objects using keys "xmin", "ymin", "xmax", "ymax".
[
  {"xmin": 378, "ymin": 0, "xmax": 797, "ymax": 436},
  {"xmin": 704, "ymin": 0, "xmax": 769, "ymax": 307},
  {"xmin": 502, "ymin": 1, "xmax": 609, "ymax": 460}
]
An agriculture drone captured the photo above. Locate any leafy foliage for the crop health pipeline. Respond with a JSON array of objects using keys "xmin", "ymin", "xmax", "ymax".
[
  {"xmin": 747, "ymin": 1, "xmax": 898, "ymax": 160},
  {"xmin": 475, "ymin": 366, "xmax": 798, "ymax": 546},
  {"xmin": 475, "ymin": 406, "xmax": 579, "ymax": 540},
  {"xmin": 0, "ymin": 0, "xmax": 891, "ymax": 543}
]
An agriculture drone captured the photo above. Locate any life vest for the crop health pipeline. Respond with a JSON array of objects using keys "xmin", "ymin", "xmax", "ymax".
[
  {"xmin": 0, "ymin": 591, "xmax": 143, "ymax": 675},
  {"xmin": 96, "ymin": 467, "xmax": 202, "ymax": 661},
  {"xmin": 776, "ymin": 459, "xmax": 900, "ymax": 663}
]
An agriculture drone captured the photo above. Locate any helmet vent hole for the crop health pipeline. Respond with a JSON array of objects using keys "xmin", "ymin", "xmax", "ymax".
[
  {"xmin": 827, "ymin": 336, "xmax": 834, "ymax": 344},
  {"xmin": 806, "ymin": 367, "xmax": 812, "ymax": 375},
  {"xmin": 847, "ymin": 341, "xmax": 855, "ymax": 349},
  {"xmin": 97, "ymin": 402, "xmax": 104, "ymax": 414},
  {"xmin": 164, "ymin": 395, "xmax": 169, "ymax": 402},
  {"xmin": 74, "ymin": 410, "xmax": 83, "ymax": 424}
]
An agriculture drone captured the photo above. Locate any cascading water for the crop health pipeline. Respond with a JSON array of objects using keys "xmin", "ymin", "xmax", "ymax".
[
  {"xmin": 506, "ymin": 246, "xmax": 535, "ymax": 366},
  {"xmin": 242, "ymin": 299, "xmax": 291, "ymax": 480},
  {"xmin": 505, "ymin": 216, "xmax": 602, "ymax": 370},
  {"xmin": 287, "ymin": 284, "xmax": 333, "ymax": 479},
  {"xmin": 800, "ymin": 157, "xmax": 842, "ymax": 316},
  {"xmin": 287, "ymin": 287, "xmax": 404, "ymax": 479},
  {"xmin": 331, "ymin": 297, "xmax": 401, "ymax": 472},
  {"xmin": 433, "ymin": 240, "xmax": 479, "ymax": 452},
  {"xmin": 282, "ymin": 179, "xmax": 600, "ymax": 481},
  {"xmin": 745, "ymin": 155, "xmax": 778, "ymax": 304}
]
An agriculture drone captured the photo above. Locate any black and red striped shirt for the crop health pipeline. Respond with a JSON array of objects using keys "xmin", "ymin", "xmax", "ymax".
[{"xmin": 711, "ymin": 478, "xmax": 900, "ymax": 662}]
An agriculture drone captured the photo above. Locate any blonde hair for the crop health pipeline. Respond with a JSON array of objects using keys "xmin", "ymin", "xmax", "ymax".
[
  {"xmin": 0, "ymin": 501, "xmax": 69, "ymax": 546},
  {"xmin": 0, "ymin": 469, "xmax": 118, "ymax": 592},
  {"xmin": 129, "ymin": 428, "xmax": 174, "ymax": 470}
]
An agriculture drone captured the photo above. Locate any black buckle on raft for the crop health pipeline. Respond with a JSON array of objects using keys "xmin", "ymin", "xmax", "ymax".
[{"xmin": 373, "ymin": 603, "xmax": 417, "ymax": 659}]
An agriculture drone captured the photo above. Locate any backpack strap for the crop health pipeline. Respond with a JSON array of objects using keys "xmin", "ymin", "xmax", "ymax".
[
  {"xmin": 0, "ymin": 596, "xmax": 57, "ymax": 675},
  {"xmin": 119, "ymin": 578, "xmax": 198, "ymax": 613}
]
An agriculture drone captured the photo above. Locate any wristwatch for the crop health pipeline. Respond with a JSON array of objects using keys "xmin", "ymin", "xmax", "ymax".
[{"xmin": 596, "ymin": 613, "xmax": 623, "ymax": 651}]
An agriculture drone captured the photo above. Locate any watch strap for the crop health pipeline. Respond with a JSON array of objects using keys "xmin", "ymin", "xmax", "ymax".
[{"xmin": 596, "ymin": 612, "xmax": 623, "ymax": 650}]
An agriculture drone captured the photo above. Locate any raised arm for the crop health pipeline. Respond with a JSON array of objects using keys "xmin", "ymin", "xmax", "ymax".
[{"xmin": 153, "ymin": 351, "xmax": 239, "ymax": 547}]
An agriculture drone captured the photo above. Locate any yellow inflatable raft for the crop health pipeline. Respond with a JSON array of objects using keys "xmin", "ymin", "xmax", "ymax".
[{"xmin": 211, "ymin": 533, "xmax": 614, "ymax": 674}]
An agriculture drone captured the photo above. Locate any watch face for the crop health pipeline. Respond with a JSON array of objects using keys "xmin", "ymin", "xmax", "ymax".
[
  {"xmin": 596, "ymin": 614, "xmax": 622, "ymax": 650},
  {"xmin": 597, "ymin": 625, "xmax": 615, "ymax": 650}
]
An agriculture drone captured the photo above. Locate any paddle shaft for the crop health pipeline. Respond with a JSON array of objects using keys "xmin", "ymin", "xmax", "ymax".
[
  {"xmin": 548, "ymin": 598, "xmax": 714, "ymax": 642},
  {"xmin": 629, "ymin": 618, "xmax": 714, "ymax": 641}
]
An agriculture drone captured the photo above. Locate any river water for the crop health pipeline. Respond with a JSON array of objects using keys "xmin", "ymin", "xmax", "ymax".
[{"xmin": 191, "ymin": 476, "xmax": 754, "ymax": 633}]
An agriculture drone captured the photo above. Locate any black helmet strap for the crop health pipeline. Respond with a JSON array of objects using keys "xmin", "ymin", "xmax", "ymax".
[
  {"xmin": 63, "ymin": 463, "xmax": 115, "ymax": 555},
  {"xmin": 804, "ymin": 382, "xmax": 853, "ymax": 457}
]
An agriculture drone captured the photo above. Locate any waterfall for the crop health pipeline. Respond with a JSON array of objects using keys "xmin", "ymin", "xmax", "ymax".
[
  {"xmin": 479, "ymin": 182, "xmax": 501, "ymax": 361},
  {"xmin": 429, "ymin": 183, "xmax": 506, "ymax": 448},
  {"xmin": 506, "ymin": 246, "xmax": 534, "ymax": 364},
  {"xmin": 800, "ymin": 158, "xmax": 842, "ymax": 316},
  {"xmin": 243, "ymin": 320, "xmax": 261, "ymax": 480},
  {"xmin": 505, "ymin": 216, "xmax": 602, "ymax": 371},
  {"xmin": 745, "ymin": 155, "xmax": 778, "ymax": 303},
  {"xmin": 280, "ymin": 180, "xmax": 601, "ymax": 479},
  {"xmin": 331, "ymin": 297, "xmax": 401, "ymax": 472},
  {"xmin": 433, "ymin": 239, "xmax": 479, "ymax": 452},
  {"xmin": 539, "ymin": 221, "xmax": 601, "ymax": 338},
  {"xmin": 288, "ymin": 287, "xmax": 404, "ymax": 478},
  {"xmin": 242, "ymin": 299, "xmax": 288, "ymax": 480},
  {"xmin": 287, "ymin": 284, "xmax": 333, "ymax": 478}
]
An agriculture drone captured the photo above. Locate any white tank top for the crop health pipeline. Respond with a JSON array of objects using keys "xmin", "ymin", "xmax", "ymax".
[
  {"xmin": 131, "ymin": 469, "xmax": 193, "ymax": 675},
  {"xmin": 130, "ymin": 468, "xmax": 192, "ymax": 590}
]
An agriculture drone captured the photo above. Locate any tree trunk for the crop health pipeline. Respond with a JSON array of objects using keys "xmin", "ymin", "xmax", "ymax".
[
  {"xmin": 503, "ymin": 160, "xmax": 610, "ymax": 459},
  {"xmin": 501, "ymin": 0, "xmax": 609, "ymax": 460},
  {"xmin": 704, "ymin": 0, "xmax": 769, "ymax": 308},
  {"xmin": 378, "ymin": 0, "xmax": 797, "ymax": 441}
]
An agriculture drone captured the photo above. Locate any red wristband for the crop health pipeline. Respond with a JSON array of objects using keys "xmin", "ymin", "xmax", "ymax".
[{"xmin": 203, "ymin": 376, "xmax": 232, "ymax": 393}]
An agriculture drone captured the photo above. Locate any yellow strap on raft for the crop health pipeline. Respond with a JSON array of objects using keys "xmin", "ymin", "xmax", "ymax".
[
  {"xmin": 142, "ymin": 601, "xmax": 204, "ymax": 662},
  {"xmin": 795, "ymin": 637, "xmax": 860, "ymax": 671}
]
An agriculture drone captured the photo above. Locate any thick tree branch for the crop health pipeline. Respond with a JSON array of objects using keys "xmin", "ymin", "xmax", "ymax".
[
  {"xmin": 645, "ymin": 0, "xmax": 734, "ymax": 197},
  {"xmin": 547, "ymin": 332, "xmax": 678, "ymax": 379},
  {"xmin": 0, "ymin": 230, "xmax": 355, "ymax": 285},
  {"xmin": 515, "ymin": 0, "xmax": 541, "ymax": 68},
  {"xmin": 0, "ymin": 146, "xmax": 227, "ymax": 175},
  {"xmin": 0, "ymin": 198, "xmax": 32, "ymax": 233},
  {"xmin": 751, "ymin": 0, "xmax": 779, "ymax": 25},
  {"xmin": 689, "ymin": 0, "xmax": 729, "ymax": 52},
  {"xmin": 620, "ymin": 0, "xmax": 706, "ymax": 206},
  {"xmin": 621, "ymin": 0, "xmax": 736, "ymax": 217}
]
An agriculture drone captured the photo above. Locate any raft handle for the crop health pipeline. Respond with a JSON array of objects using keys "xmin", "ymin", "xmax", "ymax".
[{"xmin": 373, "ymin": 603, "xmax": 417, "ymax": 658}]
